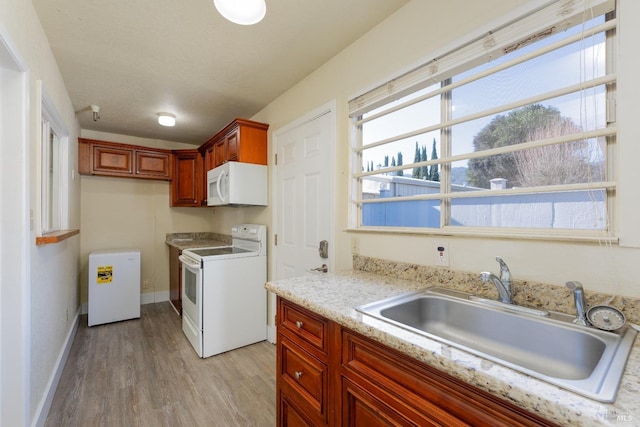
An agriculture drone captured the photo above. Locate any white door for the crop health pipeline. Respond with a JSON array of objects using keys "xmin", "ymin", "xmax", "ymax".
[{"xmin": 268, "ymin": 104, "xmax": 335, "ymax": 341}]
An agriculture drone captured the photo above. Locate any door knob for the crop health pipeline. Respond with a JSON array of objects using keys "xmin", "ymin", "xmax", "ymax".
[{"xmin": 311, "ymin": 264, "xmax": 328, "ymax": 273}]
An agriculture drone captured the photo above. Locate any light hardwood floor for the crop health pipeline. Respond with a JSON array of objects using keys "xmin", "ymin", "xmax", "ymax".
[{"xmin": 45, "ymin": 302, "xmax": 276, "ymax": 427}]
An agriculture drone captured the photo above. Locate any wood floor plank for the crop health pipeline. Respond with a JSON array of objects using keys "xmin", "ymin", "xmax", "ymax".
[{"xmin": 45, "ymin": 302, "xmax": 276, "ymax": 426}]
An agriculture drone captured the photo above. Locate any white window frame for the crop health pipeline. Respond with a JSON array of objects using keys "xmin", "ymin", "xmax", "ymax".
[
  {"xmin": 39, "ymin": 81, "xmax": 69, "ymax": 235},
  {"xmin": 348, "ymin": 0, "xmax": 617, "ymax": 242}
]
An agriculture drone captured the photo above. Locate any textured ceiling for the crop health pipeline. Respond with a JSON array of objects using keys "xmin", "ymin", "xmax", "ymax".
[{"xmin": 33, "ymin": 0, "xmax": 408, "ymax": 144}]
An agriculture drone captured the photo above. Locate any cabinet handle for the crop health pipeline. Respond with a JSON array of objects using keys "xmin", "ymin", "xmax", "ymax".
[
  {"xmin": 295, "ymin": 321, "xmax": 304, "ymax": 329},
  {"xmin": 294, "ymin": 371, "xmax": 303, "ymax": 379}
]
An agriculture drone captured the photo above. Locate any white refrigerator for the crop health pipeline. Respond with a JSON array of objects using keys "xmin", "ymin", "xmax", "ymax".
[{"xmin": 88, "ymin": 249, "xmax": 141, "ymax": 326}]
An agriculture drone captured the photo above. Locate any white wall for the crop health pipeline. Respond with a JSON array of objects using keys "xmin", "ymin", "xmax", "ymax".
[
  {"xmin": 244, "ymin": 0, "xmax": 640, "ymax": 300},
  {"xmin": 0, "ymin": 0, "xmax": 81, "ymax": 425}
]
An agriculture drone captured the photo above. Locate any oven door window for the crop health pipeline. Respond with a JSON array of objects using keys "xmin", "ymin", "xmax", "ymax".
[
  {"xmin": 180, "ymin": 256, "xmax": 202, "ymax": 329},
  {"xmin": 184, "ymin": 267, "xmax": 197, "ymax": 305}
]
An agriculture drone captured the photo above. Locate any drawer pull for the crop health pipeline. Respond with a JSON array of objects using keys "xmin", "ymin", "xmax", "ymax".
[
  {"xmin": 295, "ymin": 321, "xmax": 304, "ymax": 329},
  {"xmin": 294, "ymin": 371, "xmax": 303, "ymax": 379}
]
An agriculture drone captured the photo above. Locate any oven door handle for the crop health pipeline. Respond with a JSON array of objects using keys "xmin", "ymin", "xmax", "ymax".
[{"xmin": 179, "ymin": 255, "xmax": 201, "ymax": 271}]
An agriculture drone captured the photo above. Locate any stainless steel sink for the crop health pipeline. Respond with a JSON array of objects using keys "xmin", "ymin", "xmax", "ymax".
[{"xmin": 357, "ymin": 287, "xmax": 637, "ymax": 402}]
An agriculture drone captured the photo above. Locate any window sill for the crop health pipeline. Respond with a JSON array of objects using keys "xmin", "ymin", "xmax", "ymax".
[
  {"xmin": 36, "ymin": 229, "xmax": 80, "ymax": 246},
  {"xmin": 346, "ymin": 226, "xmax": 619, "ymax": 244}
]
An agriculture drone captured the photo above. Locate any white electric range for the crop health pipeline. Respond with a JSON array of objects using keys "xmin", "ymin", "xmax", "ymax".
[{"xmin": 179, "ymin": 224, "xmax": 267, "ymax": 358}]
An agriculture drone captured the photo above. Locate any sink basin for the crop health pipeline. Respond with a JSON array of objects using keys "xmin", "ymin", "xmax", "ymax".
[{"xmin": 357, "ymin": 287, "xmax": 637, "ymax": 402}]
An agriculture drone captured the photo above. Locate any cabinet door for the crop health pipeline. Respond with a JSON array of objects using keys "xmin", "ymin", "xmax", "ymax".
[
  {"xmin": 226, "ymin": 128, "xmax": 239, "ymax": 161},
  {"xmin": 201, "ymin": 145, "xmax": 212, "ymax": 172},
  {"xmin": 136, "ymin": 150, "xmax": 171, "ymax": 179},
  {"xmin": 171, "ymin": 150, "xmax": 203, "ymax": 207},
  {"xmin": 341, "ymin": 377, "xmax": 448, "ymax": 427},
  {"xmin": 213, "ymin": 137, "xmax": 226, "ymax": 168},
  {"xmin": 339, "ymin": 328, "xmax": 557, "ymax": 427},
  {"xmin": 93, "ymin": 145, "xmax": 133, "ymax": 176},
  {"xmin": 279, "ymin": 392, "xmax": 316, "ymax": 427}
]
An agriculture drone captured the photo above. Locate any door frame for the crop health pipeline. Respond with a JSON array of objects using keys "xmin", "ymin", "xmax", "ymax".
[
  {"xmin": 0, "ymin": 26, "xmax": 31, "ymax": 426},
  {"xmin": 268, "ymin": 100, "xmax": 337, "ymax": 343}
]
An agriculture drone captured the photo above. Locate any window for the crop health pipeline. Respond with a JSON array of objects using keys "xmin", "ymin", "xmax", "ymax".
[
  {"xmin": 40, "ymin": 82, "xmax": 69, "ymax": 234},
  {"xmin": 350, "ymin": 0, "xmax": 616, "ymax": 240}
]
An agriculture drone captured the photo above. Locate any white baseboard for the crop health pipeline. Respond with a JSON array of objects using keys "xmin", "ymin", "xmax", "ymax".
[
  {"xmin": 267, "ymin": 324, "xmax": 276, "ymax": 344},
  {"xmin": 140, "ymin": 290, "xmax": 169, "ymax": 305},
  {"xmin": 32, "ymin": 308, "xmax": 80, "ymax": 427},
  {"xmin": 80, "ymin": 290, "xmax": 171, "ymax": 314}
]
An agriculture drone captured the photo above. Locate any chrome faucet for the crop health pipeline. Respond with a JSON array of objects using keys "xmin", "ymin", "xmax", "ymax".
[
  {"xmin": 480, "ymin": 256, "xmax": 512, "ymax": 304},
  {"xmin": 565, "ymin": 281, "xmax": 588, "ymax": 326}
]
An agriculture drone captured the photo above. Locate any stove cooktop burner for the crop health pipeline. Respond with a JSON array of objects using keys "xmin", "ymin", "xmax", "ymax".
[{"xmin": 189, "ymin": 246, "xmax": 252, "ymax": 257}]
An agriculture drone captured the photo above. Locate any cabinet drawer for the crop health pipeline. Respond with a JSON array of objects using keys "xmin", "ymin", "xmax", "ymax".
[
  {"xmin": 279, "ymin": 299, "xmax": 328, "ymax": 355},
  {"xmin": 279, "ymin": 336, "xmax": 328, "ymax": 424}
]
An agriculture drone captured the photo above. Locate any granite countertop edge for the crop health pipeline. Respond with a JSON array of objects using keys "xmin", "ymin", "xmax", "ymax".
[
  {"xmin": 165, "ymin": 232, "xmax": 231, "ymax": 250},
  {"xmin": 266, "ymin": 270, "xmax": 639, "ymax": 427}
]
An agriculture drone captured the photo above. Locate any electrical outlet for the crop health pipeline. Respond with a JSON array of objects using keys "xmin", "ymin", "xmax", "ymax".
[
  {"xmin": 351, "ymin": 237, "xmax": 360, "ymax": 255},
  {"xmin": 435, "ymin": 243, "xmax": 449, "ymax": 266},
  {"xmin": 143, "ymin": 280, "xmax": 150, "ymax": 289}
]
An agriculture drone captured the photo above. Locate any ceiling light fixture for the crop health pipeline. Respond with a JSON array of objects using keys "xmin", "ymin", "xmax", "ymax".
[
  {"xmin": 214, "ymin": 0, "xmax": 266, "ymax": 25},
  {"xmin": 157, "ymin": 112, "xmax": 176, "ymax": 127}
]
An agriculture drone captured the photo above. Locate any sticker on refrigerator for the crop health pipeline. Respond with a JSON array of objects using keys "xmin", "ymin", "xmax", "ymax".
[{"xmin": 97, "ymin": 265, "xmax": 113, "ymax": 284}]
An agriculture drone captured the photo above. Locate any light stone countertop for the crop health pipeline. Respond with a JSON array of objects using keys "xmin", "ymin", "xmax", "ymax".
[
  {"xmin": 266, "ymin": 270, "xmax": 640, "ymax": 426},
  {"xmin": 165, "ymin": 232, "xmax": 231, "ymax": 251}
]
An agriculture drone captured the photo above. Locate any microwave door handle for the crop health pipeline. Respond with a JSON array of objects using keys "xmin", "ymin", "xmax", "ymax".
[{"xmin": 216, "ymin": 170, "xmax": 228, "ymax": 203}]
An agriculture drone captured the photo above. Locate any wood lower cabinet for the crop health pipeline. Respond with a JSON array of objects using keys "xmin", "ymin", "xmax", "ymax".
[
  {"xmin": 276, "ymin": 297, "xmax": 557, "ymax": 427},
  {"xmin": 79, "ymin": 138, "xmax": 172, "ymax": 180},
  {"xmin": 168, "ymin": 246, "xmax": 182, "ymax": 315},
  {"xmin": 277, "ymin": 299, "xmax": 331, "ymax": 426},
  {"xmin": 171, "ymin": 149, "xmax": 204, "ymax": 207}
]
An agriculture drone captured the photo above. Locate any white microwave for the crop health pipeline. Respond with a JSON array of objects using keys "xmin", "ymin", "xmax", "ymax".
[{"xmin": 207, "ymin": 161, "xmax": 268, "ymax": 206}]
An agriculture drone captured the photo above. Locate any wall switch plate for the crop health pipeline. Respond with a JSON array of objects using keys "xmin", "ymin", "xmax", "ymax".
[
  {"xmin": 435, "ymin": 243, "xmax": 449, "ymax": 266},
  {"xmin": 143, "ymin": 280, "xmax": 149, "ymax": 289}
]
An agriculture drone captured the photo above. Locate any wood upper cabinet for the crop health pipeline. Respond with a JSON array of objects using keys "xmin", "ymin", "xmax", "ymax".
[
  {"xmin": 275, "ymin": 297, "xmax": 558, "ymax": 427},
  {"xmin": 199, "ymin": 118, "xmax": 268, "ymax": 172},
  {"xmin": 78, "ymin": 138, "xmax": 172, "ymax": 180},
  {"xmin": 213, "ymin": 137, "xmax": 227, "ymax": 168},
  {"xmin": 170, "ymin": 149, "xmax": 205, "ymax": 207}
]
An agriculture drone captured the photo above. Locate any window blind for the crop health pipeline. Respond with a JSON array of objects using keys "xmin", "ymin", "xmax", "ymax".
[{"xmin": 348, "ymin": 0, "xmax": 615, "ymax": 118}]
